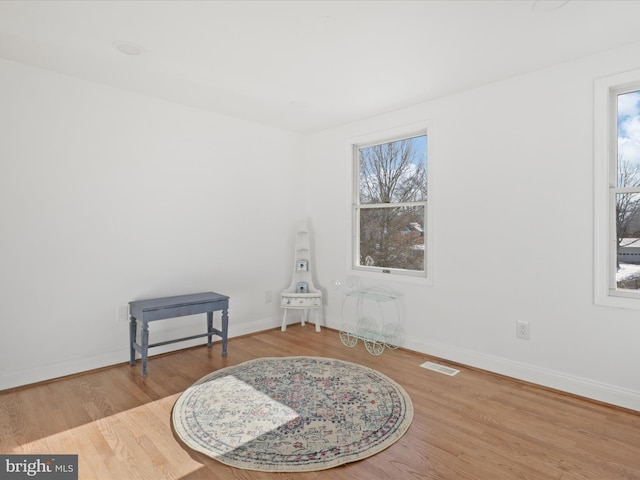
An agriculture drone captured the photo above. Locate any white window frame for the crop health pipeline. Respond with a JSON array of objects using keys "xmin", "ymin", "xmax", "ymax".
[
  {"xmin": 594, "ymin": 68, "xmax": 640, "ymax": 308},
  {"xmin": 348, "ymin": 123, "xmax": 433, "ymax": 283}
]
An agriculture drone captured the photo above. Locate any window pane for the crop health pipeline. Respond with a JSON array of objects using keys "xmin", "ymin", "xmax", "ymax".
[
  {"xmin": 358, "ymin": 135, "xmax": 427, "ymax": 204},
  {"xmin": 359, "ymin": 206, "xmax": 425, "ymax": 271},
  {"xmin": 617, "ymin": 90, "xmax": 640, "ymax": 188},
  {"xmin": 615, "ymin": 91, "xmax": 640, "ymax": 291},
  {"xmin": 616, "ymin": 192, "xmax": 640, "ymax": 290}
]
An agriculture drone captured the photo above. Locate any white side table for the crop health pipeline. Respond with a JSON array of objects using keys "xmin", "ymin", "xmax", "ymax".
[{"xmin": 280, "ymin": 292, "xmax": 323, "ymax": 332}]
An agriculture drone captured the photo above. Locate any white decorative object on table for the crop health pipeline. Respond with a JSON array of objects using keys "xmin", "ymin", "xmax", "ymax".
[{"xmin": 281, "ymin": 221, "xmax": 323, "ymax": 332}]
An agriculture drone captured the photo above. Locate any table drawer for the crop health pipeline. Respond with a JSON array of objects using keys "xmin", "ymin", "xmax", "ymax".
[{"xmin": 281, "ymin": 296, "xmax": 322, "ymax": 308}]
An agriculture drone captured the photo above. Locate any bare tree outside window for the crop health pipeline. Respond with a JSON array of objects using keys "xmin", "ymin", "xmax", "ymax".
[
  {"xmin": 616, "ymin": 158, "xmax": 640, "ymax": 248},
  {"xmin": 356, "ymin": 135, "xmax": 427, "ymax": 273}
]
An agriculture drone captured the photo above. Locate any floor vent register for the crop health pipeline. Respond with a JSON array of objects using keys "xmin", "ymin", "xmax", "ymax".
[{"xmin": 420, "ymin": 361, "xmax": 460, "ymax": 376}]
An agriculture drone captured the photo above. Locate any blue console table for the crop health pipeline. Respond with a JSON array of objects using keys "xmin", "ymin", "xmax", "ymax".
[{"xmin": 129, "ymin": 291, "xmax": 229, "ymax": 376}]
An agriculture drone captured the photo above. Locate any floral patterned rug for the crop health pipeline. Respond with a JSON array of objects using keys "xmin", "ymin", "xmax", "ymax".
[{"xmin": 171, "ymin": 356, "xmax": 413, "ymax": 471}]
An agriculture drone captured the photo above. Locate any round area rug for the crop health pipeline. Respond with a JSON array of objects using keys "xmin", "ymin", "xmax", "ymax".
[{"xmin": 172, "ymin": 356, "xmax": 413, "ymax": 472}]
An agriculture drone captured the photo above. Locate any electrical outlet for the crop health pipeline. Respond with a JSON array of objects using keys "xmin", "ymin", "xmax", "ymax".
[
  {"xmin": 516, "ymin": 320, "xmax": 530, "ymax": 340},
  {"xmin": 264, "ymin": 290, "xmax": 272, "ymax": 304}
]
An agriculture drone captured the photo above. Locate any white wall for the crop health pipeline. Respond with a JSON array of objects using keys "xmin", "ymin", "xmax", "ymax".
[
  {"xmin": 304, "ymin": 42, "xmax": 640, "ymax": 411},
  {"xmin": 0, "ymin": 59, "xmax": 304, "ymax": 389},
  {"xmin": 4, "ymin": 41, "xmax": 640, "ymax": 411}
]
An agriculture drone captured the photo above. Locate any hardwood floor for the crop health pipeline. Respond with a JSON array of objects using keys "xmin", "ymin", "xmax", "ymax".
[{"xmin": 1, "ymin": 325, "xmax": 639, "ymax": 479}]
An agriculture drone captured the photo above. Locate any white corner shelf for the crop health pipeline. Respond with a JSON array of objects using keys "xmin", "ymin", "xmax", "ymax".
[{"xmin": 281, "ymin": 221, "xmax": 323, "ymax": 332}]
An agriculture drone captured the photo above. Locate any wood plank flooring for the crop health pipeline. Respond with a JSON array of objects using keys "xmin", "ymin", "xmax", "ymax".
[{"xmin": 1, "ymin": 325, "xmax": 639, "ymax": 479}]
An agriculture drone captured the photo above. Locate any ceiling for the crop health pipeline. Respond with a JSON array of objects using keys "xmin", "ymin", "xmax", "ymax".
[{"xmin": 2, "ymin": 0, "xmax": 640, "ymax": 133}]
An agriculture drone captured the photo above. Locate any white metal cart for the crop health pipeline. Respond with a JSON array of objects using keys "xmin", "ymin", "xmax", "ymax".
[{"xmin": 336, "ymin": 278, "xmax": 402, "ymax": 355}]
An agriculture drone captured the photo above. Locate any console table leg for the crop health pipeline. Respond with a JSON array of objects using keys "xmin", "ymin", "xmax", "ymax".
[
  {"xmin": 281, "ymin": 309, "xmax": 288, "ymax": 332},
  {"xmin": 141, "ymin": 322, "xmax": 149, "ymax": 376},
  {"xmin": 129, "ymin": 317, "xmax": 137, "ymax": 366},
  {"xmin": 221, "ymin": 308, "xmax": 228, "ymax": 356},
  {"xmin": 206, "ymin": 312, "xmax": 213, "ymax": 348}
]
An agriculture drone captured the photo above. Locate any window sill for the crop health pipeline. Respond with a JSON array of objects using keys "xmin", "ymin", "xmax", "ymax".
[
  {"xmin": 349, "ymin": 267, "xmax": 433, "ymax": 286},
  {"xmin": 595, "ymin": 290, "xmax": 640, "ymax": 310}
]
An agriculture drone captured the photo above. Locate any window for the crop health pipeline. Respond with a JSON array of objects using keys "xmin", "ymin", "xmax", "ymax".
[
  {"xmin": 595, "ymin": 69, "xmax": 640, "ymax": 307},
  {"xmin": 352, "ymin": 132, "xmax": 428, "ymax": 278}
]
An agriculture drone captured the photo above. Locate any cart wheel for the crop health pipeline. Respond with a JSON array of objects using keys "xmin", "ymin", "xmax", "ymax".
[
  {"xmin": 340, "ymin": 330, "xmax": 358, "ymax": 347},
  {"xmin": 364, "ymin": 339, "xmax": 385, "ymax": 355}
]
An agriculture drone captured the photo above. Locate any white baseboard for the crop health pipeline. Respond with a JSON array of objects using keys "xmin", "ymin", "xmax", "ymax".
[
  {"xmin": 0, "ymin": 351, "xmax": 126, "ymax": 391},
  {"xmin": 403, "ymin": 336, "xmax": 640, "ymax": 412},
  {"xmin": 0, "ymin": 316, "xmax": 282, "ymax": 391},
  {"xmin": 324, "ymin": 317, "xmax": 640, "ymax": 412},
  {"xmin": 5, "ymin": 316, "xmax": 639, "ymax": 413}
]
